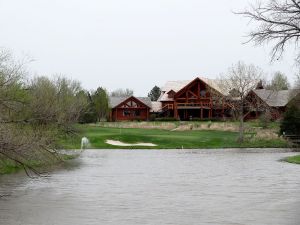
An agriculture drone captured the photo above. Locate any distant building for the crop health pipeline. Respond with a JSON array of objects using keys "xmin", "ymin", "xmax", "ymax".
[
  {"xmin": 108, "ymin": 77, "xmax": 299, "ymax": 122},
  {"xmin": 155, "ymin": 77, "xmax": 233, "ymax": 120},
  {"xmin": 246, "ymin": 89, "xmax": 300, "ymax": 120},
  {"xmin": 109, "ymin": 96, "xmax": 152, "ymax": 121}
]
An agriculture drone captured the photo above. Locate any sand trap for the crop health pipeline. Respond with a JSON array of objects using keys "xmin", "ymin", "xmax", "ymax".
[{"xmin": 106, "ymin": 139, "xmax": 157, "ymax": 147}]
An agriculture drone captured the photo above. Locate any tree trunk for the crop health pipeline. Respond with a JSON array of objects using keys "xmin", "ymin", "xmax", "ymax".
[{"xmin": 238, "ymin": 102, "xmax": 244, "ymax": 143}]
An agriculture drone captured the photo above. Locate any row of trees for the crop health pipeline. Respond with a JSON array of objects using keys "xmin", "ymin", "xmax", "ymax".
[
  {"xmin": 0, "ymin": 48, "xmax": 163, "ymax": 174},
  {"xmin": 0, "ymin": 49, "xmax": 88, "ymax": 175},
  {"xmin": 79, "ymin": 85, "xmax": 162, "ymax": 123}
]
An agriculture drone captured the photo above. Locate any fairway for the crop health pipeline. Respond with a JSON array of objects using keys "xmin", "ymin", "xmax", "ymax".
[{"xmin": 59, "ymin": 125, "xmax": 288, "ymax": 149}]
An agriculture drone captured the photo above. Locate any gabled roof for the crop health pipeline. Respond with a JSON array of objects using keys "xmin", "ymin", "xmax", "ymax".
[
  {"xmin": 158, "ymin": 77, "xmax": 225, "ymax": 101},
  {"xmin": 252, "ymin": 89, "xmax": 300, "ymax": 107},
  {"xmin": 167, "ymin": 89, "xmax": 176, "ymax": 94},
  {"xmin": 109, "ymin": 96, "xmax": 152, "ymax": 108},
  {"xmin": 174, "ymin": 77, "xmax": 225, "ymax": 97},
  {"xmin": 157, "ymin": 92, "xmax": 174, "ymax": 102},
  {"xmin": 150, "ymin": 101, "xmax": 162, "ymax": 112},
  {"xmin": 161, "ymin": 80, "xmax": 191, "ymax": 92}
]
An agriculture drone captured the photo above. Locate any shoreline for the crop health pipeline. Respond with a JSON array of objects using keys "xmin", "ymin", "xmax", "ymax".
[
  {"xmin": 0, "ymin": 153, "xmax": 77, "ymax": 176},
  {"xmin": 64, "ymin": 148, "xmax": 300, "ymax": 153},
  {"xmin": 283, "ymin": 155, "xmax": 300, "ymax": 164},
  {"xmin": 2, "ymin": 149, "xmax": 299, "ymax": 176}
]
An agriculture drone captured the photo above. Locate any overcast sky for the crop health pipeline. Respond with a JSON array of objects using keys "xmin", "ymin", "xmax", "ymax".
[{"xmin": 0, "ymin": 0, "xmax": 298, "ymax": 95}]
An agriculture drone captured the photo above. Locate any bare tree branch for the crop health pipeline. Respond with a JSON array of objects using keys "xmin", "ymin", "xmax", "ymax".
[{"xmin": 237, "ymin": 0, "xmax": 300, "ymax": 61}]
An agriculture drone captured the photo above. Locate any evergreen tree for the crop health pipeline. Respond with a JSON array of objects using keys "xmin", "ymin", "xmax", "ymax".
[
  {"xmin": 148, "ymin": 85, "xmax": 161, "ymax": 101},
  {"xmin": 280, "ymin": 77, "xmax": 300, "ymax": 136},
  {"xmin": 280, "ymin": 103, "xmax": 300, "ymax": 135},
  {"xmin": 78, "ymin": 91, "xmax": 98, "ymax": 123},
  {"xmin": 92, "ymin": 87, "xmax": 109, "ymax": 121}
]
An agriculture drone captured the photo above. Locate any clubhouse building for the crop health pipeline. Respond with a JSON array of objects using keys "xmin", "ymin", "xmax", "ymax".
[{"xmin": 109, "ymin": 77, "xmax": 299, "ymax": 122}]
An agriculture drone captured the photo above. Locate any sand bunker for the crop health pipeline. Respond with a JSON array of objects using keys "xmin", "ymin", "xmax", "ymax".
[{"xmin": 106, "ymin": 140, "xmax": 157, "ymax": 147}]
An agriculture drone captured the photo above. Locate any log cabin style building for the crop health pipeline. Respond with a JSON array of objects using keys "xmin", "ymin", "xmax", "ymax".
[
  {"xmin": 245, "ymin": 89, "xmax": 300, "ymax": 120},
  {"xmin": 156, "ymin": 77, "xmax": 232, "ymax": 120},
  {"xmin": 109, "ymin": 96, "xmax": 152, "ymax": 121},
  {"xmin": 109, "ymin": 77, "xmax": 299, "ymax": 122}
]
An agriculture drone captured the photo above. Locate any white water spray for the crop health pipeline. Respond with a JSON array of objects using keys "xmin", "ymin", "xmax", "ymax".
[{"xmin": 81, "ymin": 137, "xmax": 90, "ymax": 149}]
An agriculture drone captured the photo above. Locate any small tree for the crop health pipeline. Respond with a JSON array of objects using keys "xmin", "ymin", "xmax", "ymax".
[
  {"xmin": 148, "ymin": 85, "xmax": 161, "ymax": 101},
  {"xmin": 78, "ymin": 91, "xmax": 98, "ymax": 123},
  {"xmin": 220, "ymin": 61, "xmax": 263, "ymax": 143},
  {"xmin": 266, "ymin": 71, "xmax": 290, "ymax": 90},
  {"xmin": 0, "ymin": 49, "xmax": 28, "ymax": 122},
  {"xmin": 111, "ymin": 88, "xmax": 133, "ymax": 97},
  {"xmin": 280, "ymin": 104, "xmax": 300, "ymax": 136}
]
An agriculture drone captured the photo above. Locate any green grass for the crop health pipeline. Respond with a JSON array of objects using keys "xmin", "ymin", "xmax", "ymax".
[
  {"xmin": 284, "ymin": 155, "xmax": 300, "ymax": 164},
  {"xmin": 0, "ymin": 160, "xmax": 23, "ymax": 174},
  {"xmin": 58, "ymin": 124, "xmax": 288, "ymax": 149},
  {"xmin": 0, "ymin": 154, "xmax": 77, "ymax": 175}
]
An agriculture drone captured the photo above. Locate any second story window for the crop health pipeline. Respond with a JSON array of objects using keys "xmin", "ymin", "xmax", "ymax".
[{"xmin": 200, "ymin": 90, "xmax": 206, "ymax": 97}]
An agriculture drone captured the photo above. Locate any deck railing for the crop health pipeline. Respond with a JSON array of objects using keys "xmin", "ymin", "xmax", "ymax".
[
  {"xmin": 176, "ymin": 102, "xmax": 212, "ymax": 108},
  {"xmin": 161, "ymin": 104, "xmax": 173, "ymax": 111}
]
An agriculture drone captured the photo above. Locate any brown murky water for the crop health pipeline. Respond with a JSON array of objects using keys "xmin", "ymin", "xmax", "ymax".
[{"xmin": 0, "ymin": 149, "xmax": 300, "ymax": 225}]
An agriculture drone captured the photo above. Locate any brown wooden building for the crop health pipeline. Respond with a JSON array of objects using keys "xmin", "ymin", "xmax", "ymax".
[
  {"xmin": 108, "ymin": 77, "xmax": 299, "ymax": 122},
  {"xmin": 156, "ymin": 77, "xmax": 231, "ymax": 120},
  {"xmin": 245, "ymin": 89, "xmax": 300, "ymax": 120},
  {"xmin": 109, "ymin": 96, "xmax": 152, "ymax": 121}
]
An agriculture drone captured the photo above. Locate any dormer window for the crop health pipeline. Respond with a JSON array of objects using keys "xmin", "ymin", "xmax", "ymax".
[{"xmin": 167, "ymin": 90, "xmax": 176, "ymax": 98}]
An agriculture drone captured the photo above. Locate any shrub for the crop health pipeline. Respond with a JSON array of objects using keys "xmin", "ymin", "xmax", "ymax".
[
  {"xmin": 149, "ymin": 114, "xmax": 156, "ymax": 121},
  {"xmin": 155, "ymin": 117, "xmax": 179, "ymax": 122},
  {"xmin": 190, "ymin": 117, "xmax": 220, "ymax": 122},
  {"xmin": 258, "ymin": 112, "xmax": 271, "ymax": 129},
  {"xmin": 207, "ymin": 120, "xmax": 212, "ymax": 128},
  {"xmin": 280, "ymin": 104, "xmax": 300, "ymax": 135},
  {"xmin": 190, "ymin": 117, "xmax": 202, "ymax": 121}
]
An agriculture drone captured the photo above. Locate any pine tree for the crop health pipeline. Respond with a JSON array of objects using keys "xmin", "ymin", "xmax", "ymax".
[{"xmin": 148, "ymin": 86, "xmax": 161, "ymax": 101}]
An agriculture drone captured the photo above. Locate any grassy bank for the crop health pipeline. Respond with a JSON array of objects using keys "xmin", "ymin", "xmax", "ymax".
[
  {"xmin": 284, "ymin": 155, "xmax": 300, "ymax": 164},
  {"xmin": 59, "ymin": 123, "xmax": 288, "ymax": 149},
  {"xmin": 0, "ymin": 154, "xmax": 76, "ymax": 175}
]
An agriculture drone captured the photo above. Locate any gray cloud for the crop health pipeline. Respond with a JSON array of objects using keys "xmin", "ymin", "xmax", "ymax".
[{"xmin": 0, "ymin": 0, "xmax": 297, "ymax": 95}]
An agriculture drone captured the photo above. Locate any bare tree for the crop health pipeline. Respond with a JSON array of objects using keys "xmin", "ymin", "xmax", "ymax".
[
  {"xmin": 0, "ymin": 49, "xmax": 87, "ymax": 176},
  {"xmin": 238, "ymin": 0, "xmax": 300, "ymax": 61},
  {"xmin": 0, "ymin": 49, "xmax": 28, "ymax": 122},
  {"xmin": 219, "ymin": 61, "xmax": 263, "ymax": 143},
  {"xmin": 111, "ymin": 88, "xmax": 133, "ymax": 97},
  {"xmin": 0, "ymin": 50, "xmax": 59, "ymax": 176},
  {"xmin": 0, "ymin": 124, "xmax": 61, "ymax": 177},
  {"xmin": 28, "ymin": 76, "xmax": 88, "ymax": 131}
]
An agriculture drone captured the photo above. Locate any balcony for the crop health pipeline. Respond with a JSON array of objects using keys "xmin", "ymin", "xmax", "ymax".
[{"xmin": 176, "ymin": 101, "xmax": 212, "ymax": 109}]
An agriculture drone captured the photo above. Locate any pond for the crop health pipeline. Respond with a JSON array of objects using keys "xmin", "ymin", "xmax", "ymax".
[{"xmin": 0, "ymin": 149, "xmax": 300, "ymax": 225}]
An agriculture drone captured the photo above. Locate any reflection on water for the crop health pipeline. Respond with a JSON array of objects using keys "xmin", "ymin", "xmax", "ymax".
[{"xmin": 1, "ymin": 149, "xmax": 300, "ymax": 225}]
